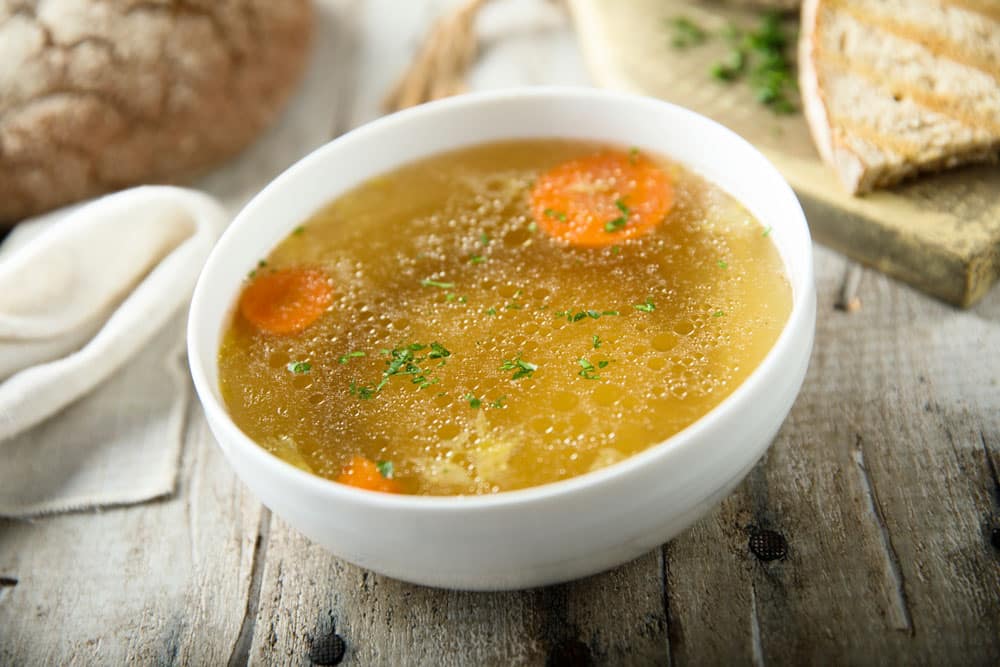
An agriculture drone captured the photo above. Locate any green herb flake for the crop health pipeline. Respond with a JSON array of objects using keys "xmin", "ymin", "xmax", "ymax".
[
  {"xmin": 544, "ymin": 208, "xmax": 568, "ymax": 221},
  {"xmin": 480, "ymin": 232, "xmax": 490, "ymax": 246},
  {"xmin": 464, "ymin": 393, "xmax": 482, "ymax": 409},
  {"xmin": 628, "ymin": 146, "xmax": 640, "ymax": 164},
  {"xmin": 505, "ymin": 302, "xmax": 523, "ymax": 310},
  {"xmin": 633, "ymin": 298, "xmax": 656, "ymax": 313},
  {"xmin": 713, "ymin": 310, "xmax": 726, "ymax": 317},
  {"xmin": 578, "ymin": 358, "xmax": 600, "ymax": 380},
  {"xmin": 762, "ymin": 226, "xmax": 773, "ymax": 237},
  {"xmin": 469, "ymin": 254, "xmax": 487, "ymax": 264},
  {"xmin": 602, "ymin": 310, "xmax": 620, "ymax": 316},
  {"xmin": 500, "ymin": 355, "xmax": 538, "ymax": 381},
  {"xmin": 445, "ymin": 292, "xmax": 457, "ymax": 302},
  {"xmin": 428, "ymin": 342, "xmax": 451, "ymax": 359},
  {"xmin": 598, "ymin": 360, "xmax": 610, "ymax": 369},
  {"xmin": 486, "ymin": 307, "xmax": 498, "ymax": 316},
  {"xmin": 615, "ymin": 199, "xmax": 630, "ymax": 215},
  {"xmin": 711, "ymin": 49, "xmax": 745, "ymax": 81},
  {"xmin": 293, "ymin": 226, "xmax": 306, "ymax": 235},
  {"xmin": 490, "ymin": 395, "xmax": 507, "ymax": 409},
  {"xmin": 337, "ymin": 351, "xmax": 365, "ymax": 364},
  {"xmin": 421, "ymin": 278, "xmax": 455, "ymax": 289},
  {"xmin": 592, "ymin": 335, "xmax": 602, "ymax": 349},
  {"xmin": 375, "ymin": 460, "xmax": 394, "ymax": 479},
  {"xmin": 287, "ymin": 360, "xmax": 311, "ymax": 374},
  {"xmin": 604, "ymin": 216, "xmax": 627, "ymax": 233},
  {"xmin": 527, "ymin": 221, "xmax": 538, "ymax": 233},
  {"xmin": 611, "ymin": 245, "xmax": 622, "ymax": 255},
  {"xmin": 717, "ymin": 260, "xmax": 729, "ymax": 269},
  {"xmin": 668, "ymin": 16, "xmax": 707, "ymax": 49},
  {"xmin": 349, "ymin": 381, "xmax": 376, "ymax": 400}
]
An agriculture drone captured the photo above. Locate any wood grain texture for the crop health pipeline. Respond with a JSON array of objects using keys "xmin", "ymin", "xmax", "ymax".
[
  {"xmin": 0, "ymin": 399, "xmax": 264, "ymax": 665},
  {"xmin": 566, "ymin": 0, "xmax": 1000, "ymax": 307}
]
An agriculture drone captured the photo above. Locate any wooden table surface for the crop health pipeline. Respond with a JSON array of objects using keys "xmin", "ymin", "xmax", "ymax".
[{"xmin": 2, "ymin": 1, "xmax": 998, "ymax": 664}]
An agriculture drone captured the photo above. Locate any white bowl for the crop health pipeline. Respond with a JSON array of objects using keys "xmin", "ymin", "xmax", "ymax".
[{"xmin": 188, "ymin": 88, "xmax": 815, "ymax": 591}]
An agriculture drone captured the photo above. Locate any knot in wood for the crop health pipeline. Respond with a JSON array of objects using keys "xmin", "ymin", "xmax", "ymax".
[
  {"xmin": 309, "ymin": 632, "xmax": 346, "ymax": 666},
  {"xmin": 749, "ymin": 528, "xmax": 788, "ymax": 561}
]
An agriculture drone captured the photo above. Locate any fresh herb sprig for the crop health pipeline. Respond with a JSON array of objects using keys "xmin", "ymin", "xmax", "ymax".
[{"xmin": 668, "ymin": 13, "xmax": 797, "ymax": 115}]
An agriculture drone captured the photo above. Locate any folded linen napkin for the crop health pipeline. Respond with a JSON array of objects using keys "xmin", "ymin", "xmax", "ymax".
[{"xmin": 0, "ymin": 187, "xmax": 226, "ymax": 515}]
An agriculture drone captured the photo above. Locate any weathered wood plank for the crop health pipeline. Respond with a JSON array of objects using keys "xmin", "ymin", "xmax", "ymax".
[{"xmin": 0, "ymin": 400, "xmax": 263, "ymax": 666}]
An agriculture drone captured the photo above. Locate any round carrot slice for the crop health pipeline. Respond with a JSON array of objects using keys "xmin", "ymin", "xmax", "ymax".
[
  {"xmin": 336, "ymin": 456, "xmax": 401, "ymax": 493},
  {"xmin": 239, "ymin": 267, "xmax": 333, "ymax": 335},
  {"xmin": 530, "ymin": 151, "xmax": 674, "ymax": 247}
]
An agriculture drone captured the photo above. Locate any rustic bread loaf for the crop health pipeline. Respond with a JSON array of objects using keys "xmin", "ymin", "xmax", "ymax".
[
  {"xmin": 0, "ymin": 0, "xmax": 312, "ymax": 224},
  {"xmin": 799, "ymin": 0, "xmax": 1000, "ymax": 194}
]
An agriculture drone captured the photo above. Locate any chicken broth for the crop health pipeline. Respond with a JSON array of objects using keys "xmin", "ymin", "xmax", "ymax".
[{"xmin": 218, "ymin": 140, "xmax": 792, "ymax": 495}]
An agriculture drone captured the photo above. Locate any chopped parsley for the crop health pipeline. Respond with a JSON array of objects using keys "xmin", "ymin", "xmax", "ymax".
[
  {"xmin": 628, "ymin": 147, "xmax": 640, "ymax": 164},
  {"xmin": 444, "ymin": 292, "xmax": 467, "ymax": 303},
  {"xmin": 349, "ymin": 381, "xmax": 376, "ymax": 400},
  {"xmin": 375, "ymin": 460, "xmax": 394, "ymax": 479},
  {"xmin": 500, "ymin": 355, "xmax": 537, "ymax": 380},
  {"xmin": 711, "ymin": 49, "xmax": 745, "ymax": 81},
  {"xmin": 337, "ymin": 351, "xmax": 365, "ymax": 364},
  {"xmin": 611, "ymin": 245, "xmax": 622, "ymax": 255},
  {"xmin": 555, "ymin": 309, "xmax": 620, "ymax": 323},
  {"xmin": 544, "ymin": 208, "xmax": 568, "ymax": 221},
  {"xmin": 352, "ymin": 341, "xmax": 450, "ymax": 398},
  {"xmin": 592, "ymin": 334, "xmax": 602, "ymax": 349},
  {"xmin": 479, "ymin": 232, "xmax": 490, "ymax": 246},
  {"xmin": 668, "ymin": 13, "xmax": 797, "ymax": 114},
  {"xmin": 762, "ymin": 226, "xmax": 773, "ymax": 237},
  {"xmin": 421, "ymin": 278, "xmax": 455, "ymax": 289},
  {"xmin": 598, "ymin": 360, "xmax": 610, "ymax": 369},
  {"xmin": 469, "ymin": 254, "xmax": 487, "ymax": 264},
  {"xmin": 714, "ymin": 310, "xmax": 726, "ymax": 317},
  {"xmin": 464, "ymin": 393, "xmax": 482, "ymax": 409},
  {"xmin": 615, "ymin": 199, "xmax": 630, "ymax": 215},
  {"xmin": 604, "ymin": 216, "xmax": 627, "ymax": 233},
  {"xmin": 486, "ymin": 307, "xmax": 498, "ymax": 316},
  {"xmin": 287, "ymin": 361, "xmax": 311, "ymax": 374},
  {"xmin": 717, "ymin": 260, "xmax": 729, "ymax": 269},
  {"xmin": 633, "ymin": 297, "xmax": 656, "ymax": 313},
  {"xmin": 257, "ymin": 259, "xmax": 267, "ymax": 268},
  {"xmin": 428, "ymin": 342, "xmax": 451, "ymax": 359},
  {"xmin": 505, "ymin": 302, "xmax": 523, "ymax": 310},
  {"xmin": 491, "ymin": 395, "xmax": 507, "ymax": 409},
  {"xmin": 668, "ymin": 16, "xmax": 707, "ymax": 48},
  {"xmin": 293, "ymin": 226, "xmax": 306, "ymax": 235},
  {"xmin": 527, "ymin": 221, "xmax": 538, "ymax": 233},
  {"xmin": 578, "ymin": 358, "xmax": 601, "ymax": 380}
]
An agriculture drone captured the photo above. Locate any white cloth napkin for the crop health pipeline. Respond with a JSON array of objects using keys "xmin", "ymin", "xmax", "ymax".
[{"xmin": 0, "ymin": 186, "xmax": 226, "ymax": 516}]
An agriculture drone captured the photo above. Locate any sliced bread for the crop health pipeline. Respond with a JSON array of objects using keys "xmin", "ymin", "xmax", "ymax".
[{"xmin": 799, "ymin": 0, "xmax": 1000, "ymax": 194}]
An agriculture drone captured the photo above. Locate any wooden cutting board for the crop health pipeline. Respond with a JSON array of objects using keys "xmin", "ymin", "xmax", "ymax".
[{"xmin": 566, "ymin": 0, "xmax": 1000, "ymax": 307}]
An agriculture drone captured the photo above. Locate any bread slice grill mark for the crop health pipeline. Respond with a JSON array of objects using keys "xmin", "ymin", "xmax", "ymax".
[
  {"xmin": 801, "ymin": 0, "xmax": 1000, "ymax": 193},
  {"xmin": 825, "ymin": 0, "xmax": 1000, "ymax": 79}
]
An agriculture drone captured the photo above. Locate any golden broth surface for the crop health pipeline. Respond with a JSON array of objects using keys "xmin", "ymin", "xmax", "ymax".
[{"xmin": 218, "ymin": 140, "xmax": 792, "ymax": 495}]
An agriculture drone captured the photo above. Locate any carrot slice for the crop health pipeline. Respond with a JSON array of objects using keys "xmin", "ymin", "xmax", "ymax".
[
  {"xmin": 239, "ymin": 267, "xmax": 334, "ymax": 335},
  {"xmin": 336, "ymin": 456, "xmax": 402, "ymax": 493},
  {"xmin": 530, "ymin": 151, "xmax": 674, "ymax": 247}
]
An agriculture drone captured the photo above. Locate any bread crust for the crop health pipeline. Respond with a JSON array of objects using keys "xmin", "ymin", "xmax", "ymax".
[{"xmin": 0, "ymin": 0, "xmax": 313, "ymax": 224}]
